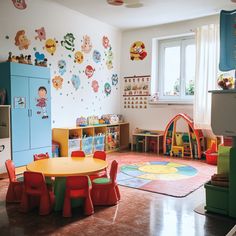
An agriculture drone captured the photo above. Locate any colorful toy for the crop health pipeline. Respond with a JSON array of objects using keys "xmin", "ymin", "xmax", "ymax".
[
  {"xmin": 163, "ymin": 113, "xmax": 205, "ymax": 159},
  {"xmin": 76, "ymin": 117, "xmax": 87, "ymax": 127}
]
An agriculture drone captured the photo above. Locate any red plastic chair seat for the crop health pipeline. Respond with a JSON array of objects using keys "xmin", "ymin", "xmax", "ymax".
[
  {"xmin": 33, "ymin": 152, "xmax": 50, "ymax": 161},
  {"xmin": 71, "ymin": 150, "xmax": 86, "ymax": 157}
]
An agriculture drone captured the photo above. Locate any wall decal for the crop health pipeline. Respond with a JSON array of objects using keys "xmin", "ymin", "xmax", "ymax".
[
  {"xmin": 81, "ymin": 35, "xmax": 92, "ymax": 53},
  {"xmin": 130, "ymin": 41, "xmax": 147, "ymax": 60},
  {"xmin": 85, "ymin": 65, "xmax": 95, "ymax": 78},
  {"xmin": 104, "ymin": 82, "xmax": 111, "ymax": 96},
  {"xmin": 35, "ymin": 52, "xmax": 45, "ymax": 61},
  {"xmin": 58, "ymin": 59, "xmax": 66, "ymax": 75},
  {"xmin": 93, "ymin": 50, "xmax": 101, "ymax": 63},
  {"xmin": 105, "ymin": 47, "xmax": 113, "ymax": 69},
  {"xmin": 61, "ymin": 33, "xmax": 75, "ymax": 51},
  {"xmin": 52, "ymin": 75, "xmax": 63, "ymax": 90},
  {"xmin": 35, "ymin": 27, "xmax": 46, "ymax": 41},
  {"xmin": 14, "ymin": 96, "xmax": 26, "ymax": 109},
  {"xmin": 92, "ymin": 80, "xmax": 99, "ymax": 92},
  {"xmin": 36, "ymin": 86, "xmax": 48, "ymax": 119},
  {"xmin": 111, "ymin": 74, "xmax": 118, "ymax": 86},
  {"xmin": 15, "ymin": 30, "xmax": 30, "ymax": 50},
  {"xmin": 71, "ymin": 74, "xmax": 81, "ymax": 90},
  {"xmin": 74, "ymin": 51, "xmax": 84, "ymax": 64},
  {"xmin": 12, "ymin": 0, "xmax": 27, "ymax": 10},
  {"xmin": 45, "ymin": 38, "xmax": 58, "ymax": 55},
  {"xmin": 102, "ymin": 36, "xmax": 110, "ymax": 49}
]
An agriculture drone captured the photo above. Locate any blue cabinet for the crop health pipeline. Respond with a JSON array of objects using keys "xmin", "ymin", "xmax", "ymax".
[{"xmin": 0, "ymin": 62, "xmax": 52, "ymax": 167}]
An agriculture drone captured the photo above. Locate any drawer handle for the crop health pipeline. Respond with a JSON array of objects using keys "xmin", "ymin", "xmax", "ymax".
[{"xmin": 0, "ymin": 145, "xmax": 5, "ymax": 152}]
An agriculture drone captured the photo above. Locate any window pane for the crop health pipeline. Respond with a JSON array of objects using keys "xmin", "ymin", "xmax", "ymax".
[
  {"xmin": 185, "ymin": 44, "xmax": 195, "ymax": 95},
  {"xmin": 163, "ymin": 46, "xmax": 180, "ymax": 96}
]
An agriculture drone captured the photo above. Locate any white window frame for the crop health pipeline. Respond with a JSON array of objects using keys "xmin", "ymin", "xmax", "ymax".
[{"xmin": 151, "ymin": 34, "xmax": 196, "ymax": 104}]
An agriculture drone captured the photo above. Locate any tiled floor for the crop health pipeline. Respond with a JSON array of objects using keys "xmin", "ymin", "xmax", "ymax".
[{"xmin": 0, "ymin": 152, "xmax": 236, "ymax": 236}]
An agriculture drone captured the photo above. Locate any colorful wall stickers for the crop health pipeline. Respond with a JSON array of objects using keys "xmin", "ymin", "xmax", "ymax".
[
  {"xmin": 58, "ymin": 59, "xmax": 66, "ymax": 75},
  {"xmin": 130, "ymin": 41, "xmax": 147, "ymax": 61},
  {"xmin": 123, "ymin": 75, "xmax": 150, "ymax": 109},
  {"xmin": 35, "ymin": 27, "xmax": 46, "ymax": 41},
  {"xmin": 52, "ymin": 75, "xmax": 63, "ymax": 90},
  {"xmin": 102, "ymin": 36, "xmax": 110, "ymax": 49},
  {"xmin": 74, "ymin": 51, "xmax": 84, "ymax": 64},
  {"xmin": 45, "ymin": 38, "xmax": 58, "ymax": 55},
  {"xmin": 81, "ymin": 35, "xmax": 92, "ymax": 53},
  {"xmin": 111, "ymin": 74, "xmax": 118, "ymax": 86},
  {"xmin": 12, "ymin": 0, "xmax": 27, "ymax": 10},
  {"xmin": 61, "ymin": 33, "xmax": 76, "ymax": 52},
  {"xmin": 36, "ymin": 86, "xmax": 48, "ymax": 119},
  {"xmin": 92, "ymin": 80, "xmax": 99, "ymax": 92},
  {"xmin": 104, "ymin": 82, "xmax": 111, "ymax": 96},
  {"xmin": 93, "ymin": 50, "xmax": 101, "ymax": 63},
  {"xmin": 85, "ymin": 65, "xmax": 95, "ymax": 78},
  {"xmin": 105, "ymin": 47, "xmax": 113, "ymax": 70},
  {"xmin": 15, "ymin": 30, "xmax": 30, "ymax": 50},
  {"xmin": 71, "ymin": 74, "xmax": 80, "ymax": 90}
]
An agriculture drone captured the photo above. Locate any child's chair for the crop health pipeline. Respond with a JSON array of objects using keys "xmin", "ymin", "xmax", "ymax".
[
  {"xmin": 33, "ymin": 152, "xmax": 50, "ymax": 161},
  {"xmin": 136, "ymin": 137, "xmax": 145, "ymax": 152},
  {"xmin": 63, "ymin": 175, "xmax": 94, "ymax": 217},
  {"xmin": 5, "ymin": 160, "xmax": 23, "ymax": 203},
  {"xmin": 71, "ymin": 150, "xmax": 86, "ymax": 157},
  {"xmin": 20, "ymin": 171, "xmax": 55, "ymax": 215}
]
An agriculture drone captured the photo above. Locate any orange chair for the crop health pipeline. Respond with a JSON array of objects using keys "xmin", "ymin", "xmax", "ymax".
[
  {"xmin": 71, "ymin": 150, "xmax": 86, "ymax": 157},
  {"xmin": 5, "ymin": 160, "xmax": 23, "ymax": 203},
  {"xmin": 63, "ymin": 175, "xmax": 94, "ymax": 217},
  {"xmin": 89, "ymin": 151, "xmax": 107, "ymax": 181},
  {"xmin": 20, "ymin": 171, "xmax": 55, "ymax": 215},
  {"xmin": 91, "ymin": 160, "xmax": 120, "ymax": 206},
  {"xmin": 33, "ymin": 152, "xmax": 50, "ymax": 161}
]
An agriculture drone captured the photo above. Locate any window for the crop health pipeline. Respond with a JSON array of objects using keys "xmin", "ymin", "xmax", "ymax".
[{"xmin": 154, "ymin": 35, "xmax": 196, "ymax": 104}]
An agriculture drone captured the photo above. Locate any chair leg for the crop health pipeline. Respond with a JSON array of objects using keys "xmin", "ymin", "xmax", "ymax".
[
  {"xmin": 63, "ymin": 195, "xmax": 72, "ymax": 217},
  {"xmin": 39, "ymin": 193, "xmax": 51, "ymax": 215},
  {"xmin": 84, "ymin": 195, "xmax": 94, "ymax": 216},
  {"xmin": 20, "ymin": 192, "xmax": 30, "ymax": 213},
  {"xmin": 108, "ymin": 187, "xmax": 119, "ymax": 205}
]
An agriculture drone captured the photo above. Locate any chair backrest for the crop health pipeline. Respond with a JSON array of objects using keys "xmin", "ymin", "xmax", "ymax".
[
  {"xmin": 34, "ymin": 152, "xmax": 50, "ymax": 161},
  {"xmin": 71, "ymin": 150, "xmax": 86, "ymax": 157},
  {"xmin": 5, "ymin": 159, "xmax": 16, "ymax": 182},
  {"xmin": 93, "ymin": 151, "xmax": 106, "ymax": 161},
  {"xmin": 23, "ymin": 171, "xmax": 47, "ymax": 194},
  {"xmin": 109, "ymin": 160, "xmax": 118, "ymax": 184},
  {"xmin": 66, "ymin": 175, "xmax": 89, "ymax": 190}
]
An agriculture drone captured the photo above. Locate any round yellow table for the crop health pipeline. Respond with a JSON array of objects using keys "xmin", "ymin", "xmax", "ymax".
[
  {"xmin": 26, "ymin": 157, "xmax": 108, "ymax": 177},
  {"xmin": 26, "ymin": 157, "xmax": 108, "ymax": 211}
]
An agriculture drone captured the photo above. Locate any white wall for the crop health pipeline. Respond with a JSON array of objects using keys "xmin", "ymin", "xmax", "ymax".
[
  {"xmin": 121, "ymin": 15, "xmax": 219, "ymax": 134},
  {"xmin": 0, "ymin": 0, "xmax": 122, "ymax": 128}
]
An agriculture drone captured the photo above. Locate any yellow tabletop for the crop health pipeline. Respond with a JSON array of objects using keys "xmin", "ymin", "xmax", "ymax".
[{"xmin": 26, "ymin": 157, "xmax": 108, "ymax": 177}]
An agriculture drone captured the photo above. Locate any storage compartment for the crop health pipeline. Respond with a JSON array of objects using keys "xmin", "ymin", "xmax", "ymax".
[
  {"xmin": 68, "ymin": 138, "xmax": 81, "ymax": 156},
  {"xmin": 94, "ymin": 144, "xmax": 105, "ymax": 151},
  {"xmin": 204, "ymin": 181, "xmax": 229, "ymax": 215},
  {"xmin": 82, "ymin": 145, "xmax": 93, "ymax": 155}
]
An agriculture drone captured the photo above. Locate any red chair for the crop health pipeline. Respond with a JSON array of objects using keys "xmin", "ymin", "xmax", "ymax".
[
  {"xmin": 63, "ymin": 175, "xmax": 94, "ymax": 217},
  {"xmin": 91, "ymin": 160, "xmax": 120, "ymax": 206},
  {"xmin": 5, "ymin": 160, "xmax": 23, "ymax": 203},
  {"xmin": 71, "ymin": 150, "xmax": 86, "ymax": 157},
  {"xmin": 20, "ymin": 171, "xmax": 55, "ymax": 215},
  {"xmin": 89, "ymin": 151, "xmax": 107, "ymax": 181},
  {"xmin": 33, "ymin": 152, "xmax": 50, "ymax": 161}
]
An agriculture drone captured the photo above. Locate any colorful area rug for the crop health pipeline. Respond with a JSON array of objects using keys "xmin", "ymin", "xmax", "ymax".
[{"xmin": 107, "ymin": 152, "xmax": 216, "ymax": 197}]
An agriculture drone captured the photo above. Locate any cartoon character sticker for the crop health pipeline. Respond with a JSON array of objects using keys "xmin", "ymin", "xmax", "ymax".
[
  {"xmin": 74, "ymin": 51, "xmax": 84, "ymax": 64},
  {"xmin": 102, "ymin": 36, "xmax": 110, "ymax": 49},
  {"xmin": 81, "ymin": 35, "xmax": 92, "ymax": 53},
  {"xmin": 35, "ymin": 27, "xmax": 46, "ymax": 41},
  {"xmin": 93, "ymin": 50, "xmax": 101, "ymax": 63},
  {"xmin": 105, "ymin": 47, "xmax": 113, "ymax": 70},
  {"xmin": 36, "ymin": 86, "xmax": 48, "ymax": 119},
  {"xmin": 52, "ymin": 76, "xmax": 63, "ymax": 90},
  {"xmin": 111, "ymin": 74, "xmax": 118, "ymax": 86},
  {"xmin": 45, "ymin": 38, "xmax": 58, "ymax": 55},
  {"xmin": 58, "ymin": 60, "xmax": 66, "ymax": 75},
  {"xmin": 35, "ymin": 52, "xmax": 45, "ymax": 61},
  {"xmin": 104, "ymin": 82, "xmax": 111, "ymax": 96},
  {"xmin": 12, "ymin": 0, "xmax": 27, "ymax": 10},
  {"xmin": 61, "ymin": 33, "xmax": 76, "ymax": 51},
  {"xmin": 15, "ymin": 30, "xmax": 30, "ymax": 50},
  {"xmin": 71, "ymin": 74, "xmax": 81, "ymax": 90},
  {"xmin": 92, "ymin": 80, "xmax": 99, "ymax": 92},
  {"xmin": 130, "ymin": 41, "xmax": 147, "ymax": 60},
  {"xmin": 85, "ymin": 65, "xmax": 95, "ymax": 78}
]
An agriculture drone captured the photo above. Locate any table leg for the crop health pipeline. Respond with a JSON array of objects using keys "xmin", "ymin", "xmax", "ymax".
[{"xmin": 157, "ymin": 136, "xmax": 159, "ymax": 155}]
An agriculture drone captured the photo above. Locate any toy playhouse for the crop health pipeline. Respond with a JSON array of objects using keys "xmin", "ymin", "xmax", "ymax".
[{"xmin": 163, "ymin": 113, "xmax": 205, "ymax": 159}]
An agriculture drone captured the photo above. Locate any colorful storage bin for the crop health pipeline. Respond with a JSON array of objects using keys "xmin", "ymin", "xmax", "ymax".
[
  {"xmin": 68, "ymin": 138, "xmax": 81, "ymax": 155},
  {"xmin": 94, "ymin": 144, "xmax": 105, "ymax": 151}
]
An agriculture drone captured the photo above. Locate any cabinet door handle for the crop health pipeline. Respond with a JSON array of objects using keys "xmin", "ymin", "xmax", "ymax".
[
  {"xmin": 28, "ymin": 109, "xmax": 32, "ymax": 117},
  {"xmin": 0, "ymin": 145, "xmax": 5, "ymax": 152}
]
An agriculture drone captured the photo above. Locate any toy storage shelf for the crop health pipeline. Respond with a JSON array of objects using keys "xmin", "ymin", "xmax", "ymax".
[{"xmin": 52, "ymin": 123, "xmax": 129, "ymax": 156}]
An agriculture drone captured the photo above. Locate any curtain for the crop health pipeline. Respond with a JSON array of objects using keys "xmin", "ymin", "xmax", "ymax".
[{"xmin": 193, "ymin": 24, "xmax": 219, "ymax": 130}]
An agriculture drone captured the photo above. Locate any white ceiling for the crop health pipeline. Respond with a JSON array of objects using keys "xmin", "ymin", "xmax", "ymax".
[{"xmin": 48, "ymin": 0, "xmax": 236, "ymax": 30}]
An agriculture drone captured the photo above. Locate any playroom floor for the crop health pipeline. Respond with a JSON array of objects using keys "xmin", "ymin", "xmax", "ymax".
[{"xmin": 1, "ymin": 152, "xmax": 236, "ymax": 236}]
